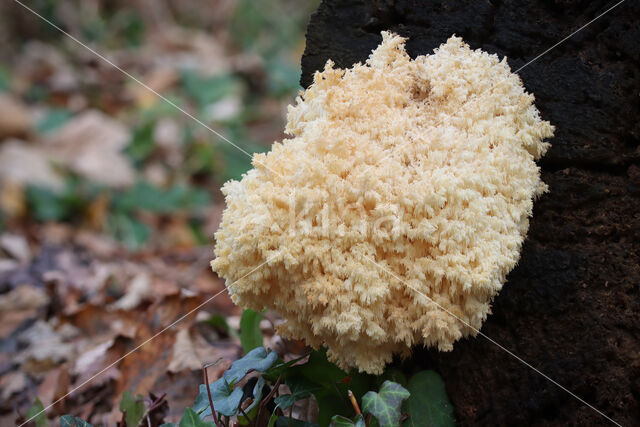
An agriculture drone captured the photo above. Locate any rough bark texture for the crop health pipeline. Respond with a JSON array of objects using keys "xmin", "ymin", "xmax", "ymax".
[{"xmin": 300, "ymin": 1, "xmax": 639, "ymax": 425}]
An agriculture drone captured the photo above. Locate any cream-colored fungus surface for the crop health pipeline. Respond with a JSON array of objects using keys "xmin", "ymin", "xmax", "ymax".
[{"xmin": 212, "ymin": 32, "xmax": 554, "ymax": 374}]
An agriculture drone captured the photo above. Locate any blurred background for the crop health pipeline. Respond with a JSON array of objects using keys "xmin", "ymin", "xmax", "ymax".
[{"xmin": 0, "ymin": 0, "xmax": 318, "ymax": 424}]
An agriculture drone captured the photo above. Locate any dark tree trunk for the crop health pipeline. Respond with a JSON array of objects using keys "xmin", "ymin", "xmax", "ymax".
[{"xmin": 300, "ymin": 1, "xmax": 640, "ymax": 425}]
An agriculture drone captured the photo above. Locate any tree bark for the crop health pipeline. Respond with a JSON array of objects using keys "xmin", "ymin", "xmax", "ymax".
[{"xmin": 300, "ymin": 1, "xmax": 640, "ymax": 425}]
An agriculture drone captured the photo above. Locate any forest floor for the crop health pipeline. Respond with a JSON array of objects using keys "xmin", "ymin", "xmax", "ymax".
[{"xmin": 0, "ymin": 1, "xmax": 317, "ymax": 424}]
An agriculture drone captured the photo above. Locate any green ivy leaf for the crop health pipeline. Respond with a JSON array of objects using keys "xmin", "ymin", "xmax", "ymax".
[
  {"xmin": 402, "ymin": 371, "xmax": 455, "ymax": 427},
  {"xmin": 330, "ymin": 414, "xmax": 365, "ymax": 427},
  {"xmin": 263, "ymin": 353, "xmax": 308, "ymax": 382},
  {"xmin": 286, "ymin": 349, "xmax": 374, "ymax": 426},
  {"xmin": 223, "ymin": 347, "xmax": 278, "ymax": 384},
  {"xmin": 362, "ymin": 381, "xmax": 410, "ymax": 427},
  {"xmin": 119, "ymin": 391, "xmax": 145, "ymax": 427},
  {"xmin": 26, "ymin": 398, "xmax": 47, "ymax": 427},
  {"xmin": 237, "ymin": 376, "xmax": 266, "ymax": 425},
  {"xmin": 124, "ymin": 120, "xmax": 155, "ymax": 165},
  {"xmin": 194, "ymin": 348, "xmax": 278, "ymax": 418},
  {"xmin": 193, "ymin": 378, "xmax": 243, "ymax": 417},
  {"xmin": 375, "ymin": 368, "xmax": 407, "ymax": 388},
  {"xmin": 240, "ymin": 309, "xmax": 264, "ymax": 353},
  {"xmin": 274, "ymin": 376, "xmax": 321, "ymax": 410},
  {"xmin": 60, "ymin": 415, "xmax": 92, "ymax": 427},
  {"xmin": 179, "ymin": 407, "xmax": 215, "ymax": 427}
]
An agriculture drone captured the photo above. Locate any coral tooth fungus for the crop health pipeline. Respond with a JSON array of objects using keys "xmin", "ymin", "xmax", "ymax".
[{"xmin": 212, "ymin": 32, "xmax": 554, "ymax": 374}]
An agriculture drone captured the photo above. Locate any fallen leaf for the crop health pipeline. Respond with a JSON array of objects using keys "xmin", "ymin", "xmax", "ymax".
[
  {"xmin": 0, "ymin": 94, "xmax": 32, "ymax": 138},
  {"xmin": 74, "ymin": 231, "xmax": 119, "ymax": 258},
  {"xmin": 47, "ymin": 110, "xmax": 134, "ymax": 187},
  {"xmin": 0, "ymin": 309, "xmax": 39, "ymax": 339},
  {"xmin": 0, "ymin": 233, "xmax": 32, "ymax": 262},
  {"xmin": 167, "ymin": 328, "xmax": 201, "ymax": 373},
  {"xmin": 0, "ymin": 284, "xmax": 49, "ymax": 311},
  {"xmin": 110, "ymin": 272, "xmax": 152, "ymax": 311},
  {"xmin": 153, "ymin": 118, "xmax": 182, "ymax": 168},
  {"xmin": 0, "ymin": 179, "xmax": 26, "ymax": 218},
  {"xmin": 0, "ymin": 139, "xmax": 63, "ymax": 189},
  {"xmin": 205, "ymin": 96, "xmax": 241, "ymax": 122},
  {"xmin": 0, "ymin": 371, "xmax": 28, "ymax": 400},
  {"xmin": 37, "ymin": 366, "xmax": 70, "ymax": 409},
  {"xmin": 72, "ymin": 336, "xmax": 130, "ymax": 388},
  {"xmin": 134, "ymin": 66, "xmax": 178, "ymax": 109},
  {"xmin": 17, "ymin": 320, "xmax": 75, "ymax": 366}
]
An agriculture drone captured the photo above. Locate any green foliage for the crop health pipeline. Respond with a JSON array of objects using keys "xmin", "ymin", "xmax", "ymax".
[
  {"xmin": 224, "ymin": 347, "xmax": 279, "ymax": 384},
  {"xmin": 112, "ymin": 181, "xmax": 210, "ymax": 214},
  {"xmin": 237, "ymin": 377, "xmax": 266, "ymax": 425},
  {"xmin": 362, "ymin": 381, "xmax": 410, "ymax": 427},
  {"xmin": 60, "ymin": 415, "xmax": 92, "ymax": 427},
  {"xmin": 119, "ymin": 391, "xmax": 145, "ymax": 427},
  {"xmin": 375, "ymin": 368, "xmax": 407, "ymax": 388},
  {"xmin": 27, "ymin": 398, "xmax": 47, "ymax": 427},
  {"xmin": 214, "ymin": 141, "xmax": 267, "ymax": 182},
  {"xmin": 107, "ymin": 212, "xmax": 150, "ymax": 249},
  {"xmin": 274, "ymin": 376, "xmax": 321, "ymax": 410},
  {"xmin": 330, "ymin": 414, "xmax": 365, "ymax": 427},
  {"xmin": 55, "ymin": 348, "xmax": 455, "ymax": 427},
  {"xmin": 26, "ymin": 180, "xmax": 97, "ymax": 222},
  {"xmin": 0, "ymin": 66, "xmax": 10, "ymax": 92},
  {"xmin": 36, "ymin": 108, "xmax": 72, "ymax": 134},
  {"xmin": 402, "ymin": 371, "xmax": 455, "ymax": 427},
  {"xmin": 194, "ymin": 378, "xmax": 243, "ymax": 417},
  {"xmin": 125, "ymin": 120, "xmax": 156, "ymax": 165},
  {"xmin": 179, "ymin": 407, "xmax": 215, "ymax": 427},
  {"xmin": 181, "ymin": 70, "xmax": 242, "ymax": 109},
  {"xmin": 285, "ymin": 349, "xmax": 373, "ymax": 426},
  {"xmin": 240, "ymin": 309, "xmax": 264, "ymax": 352},
  {"xmin": 204, "ymin": 313, "xmax": 232, "ymax": 336},
  {"xmin": 265, "ymin": 58, "xmax": 302, "ymax": 97},
  {"xmin": 194, "ymin": 347, "xmax": 278, "ymax": 418}
]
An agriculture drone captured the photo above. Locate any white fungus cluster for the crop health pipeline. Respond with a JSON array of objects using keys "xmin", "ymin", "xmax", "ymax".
[{"xmin": 212, "ymin": 32, "xmax": 554, "ymax": 374}]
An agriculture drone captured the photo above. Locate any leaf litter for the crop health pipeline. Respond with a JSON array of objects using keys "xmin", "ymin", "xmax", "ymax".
[{"xmin": 0, "ymin": 0, "xmax": 319, "ymax": 424}]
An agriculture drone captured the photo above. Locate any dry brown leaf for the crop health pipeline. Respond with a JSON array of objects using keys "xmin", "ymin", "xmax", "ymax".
[
  {"xmin": 0, "ymin": 284, "xmax": 48, "ymax": 312},
  {"xmin": 0, "ymin": 233, "xmax": 32, "ymax": 262},
  {"xmin": 0, "ymin": 180, "xmax": 26, "ymax": 218},
  {"xmin": 134, "ymin": 67, "xmax": 178, "ymax": 109},
  {"xmin": 153, "ymin": 118, "xmax": 182, "ymax": 168},
  {"xmin": 17, "ymin": 320, "xmax": 75, "ymax": 366},
  {"xmin": 110, "ymin": 272, "xmax": 152, "ymax": 311},
  {"xmin": 167, "ymin": 325, "xmax": 239, "ymax": 375},
  {"xmin": 0, "ymin": 139, "xmax": 63, "ymax": 189},
  {"xmin": 62, "ymin": 304, "xmax": 138, "ymax": 339},
  {"xmin": 72, "ymin": 336, "xmax": 130, "ymax": 388},
  {"xmin": 0, "ymin": 371, "xmax": 28, "ymax": 401},
  {"xmin": 167, "ymin": 328, "xmax": 201, "ymax": 373},
  {"xmin": 0, "ymin": 94, "xmax": 32, "ymax": 138},
  {"xmin": 74, "ymin": 231, "xmax": 118, "ymax": 258},
  {"xmin": 47, "ymin": 110, "xmax": 134, "ymax": 187},
  {"xmin": 115, "ymin": 326, "xmax": 175, "ymax": 400},
  {"xmin": 37, "ymin": 366, "xmax": 70, "ymax": 409},
  {"xmin": 0, "ymin": 309, "xmax": 39, "ymax": 340},
  {"xmin": 85, "ymin": 193, "xmax": 110, "ymax": 231}
]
